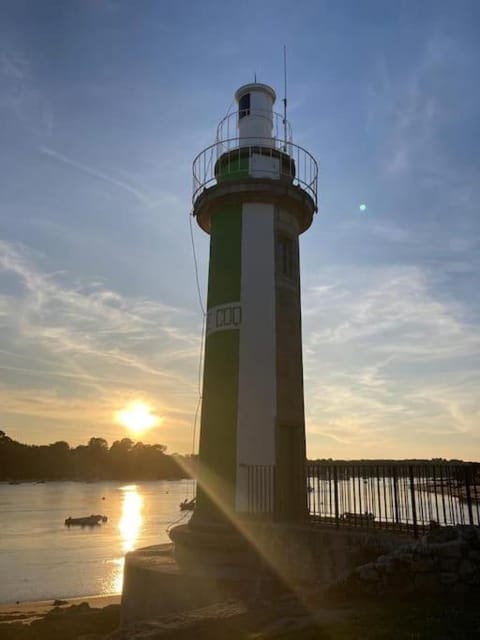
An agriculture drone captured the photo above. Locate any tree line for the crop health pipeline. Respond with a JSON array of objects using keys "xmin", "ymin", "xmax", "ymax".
[{"xmin": 0, "ymin": 431, "xmax": 196, "ymax": 481}]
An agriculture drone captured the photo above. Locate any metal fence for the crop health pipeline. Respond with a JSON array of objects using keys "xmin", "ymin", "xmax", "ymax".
[
  {"xmin": 245, "ymin": 464, "xmax": 275, "ymax": 515},
  {"xmin": 307, "ymin": 461, "xmax": 480, "ymax": 537},
  {"xmin": 242, "ymin": 461, "xmax": 480, "ymax": 537}
]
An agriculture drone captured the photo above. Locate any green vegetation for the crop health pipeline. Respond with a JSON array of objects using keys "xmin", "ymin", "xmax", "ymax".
[{"xmin": 0, "ymin": 431, "xmax": 195, "ymax": 481}]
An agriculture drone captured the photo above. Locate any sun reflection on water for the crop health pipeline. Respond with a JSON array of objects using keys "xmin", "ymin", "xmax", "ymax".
[
  {"xmin": 119, "ymin": 484, "xmax": 143, "ymax": 553},
  {"xmin": 107, "ymin": 484, "xmax": 143, "ymax": 594},
  {"xmin": 110, "ymin": 557, "xmax": 125, "ymax": 594}
]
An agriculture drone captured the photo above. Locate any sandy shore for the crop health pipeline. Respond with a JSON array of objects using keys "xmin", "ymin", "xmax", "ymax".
[{"xmin": 0, "ymin": 594, "xmax": 121, "ymax": 624}]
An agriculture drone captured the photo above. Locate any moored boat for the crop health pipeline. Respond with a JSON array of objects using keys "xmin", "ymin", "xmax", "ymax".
[
  {"xmin": 64, "ymin": 514, "xmax": 108, "ymax": 527},
  {"xmin": 341, "ymin": 511, "xmax": 375, "ymax": 523},
  {"xmin": 179, "ymin": 498, "xmax": 195, "ymax": 511}
]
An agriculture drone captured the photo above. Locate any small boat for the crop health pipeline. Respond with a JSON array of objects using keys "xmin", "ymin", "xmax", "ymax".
[
  {"xmin": 179, "ymin": 498, "xmax": 196, "ymax": 511},
  {"xmin": 341, "ymin": 511, "xmax": 375, "ymax": 523},
  {"xmin": 65, "ymin": 514, "xmax": 108, "ymax": 527}
]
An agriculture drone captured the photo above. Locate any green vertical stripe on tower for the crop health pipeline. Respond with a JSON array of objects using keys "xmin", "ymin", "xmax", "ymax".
[
  {"xmin": 196, "ymin": 204, "xmax": 242, "ymax": 523},
  {"xmin": 207, "ymin": 203, "xmax": 242, "ymax": 307}
]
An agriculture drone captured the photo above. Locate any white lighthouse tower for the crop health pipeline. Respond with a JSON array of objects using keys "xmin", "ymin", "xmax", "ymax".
[{"xmin": 188, "ymin": 81, "xmax": 318, "ymax": 529}]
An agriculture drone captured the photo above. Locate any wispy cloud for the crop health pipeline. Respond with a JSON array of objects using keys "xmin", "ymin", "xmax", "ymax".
[
  {"xmin": 303, "ymin": 264, "xmax": 480, "ymax": 459},
  {"xmin": 38, "ymin": 147, "xmax": 154, "ymax": 206},
  {"xmin": 0, "ymin": 240, "xmax": 202, "ymax": 448},
  {"xmin": 0, "ymin": 35, "xmax": 52, "ymax": 136},
  {"xmin": 365, "ymin": 32, "xmax": 478, "ymax": 183}
]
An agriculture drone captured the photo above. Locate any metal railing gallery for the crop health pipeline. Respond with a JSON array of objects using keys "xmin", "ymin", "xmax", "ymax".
[
  {"xmin": 192, "ymin": 136, "xmax": 318, "ymax": 210},
  {"xmin": 244, "ymin": 461, "xmax": 480, "ymax": 537}
]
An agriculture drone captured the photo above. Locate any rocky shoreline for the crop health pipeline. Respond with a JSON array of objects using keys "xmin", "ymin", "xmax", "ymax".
[
  {"xmin": 1, "ymin": 590, "xmax": 480, "ymax": 639},
  {"xmin": 2, "ymin": 526, "xmax": 480, "ymax": 640},
  {"xmin": 0, "ymin": 600, "xmax": 121, "ymax": 640}
]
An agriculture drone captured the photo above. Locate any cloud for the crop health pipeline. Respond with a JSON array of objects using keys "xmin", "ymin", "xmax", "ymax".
[
  {"xmin": 365, "ymin": 32, "xmax": 478, "ymax": 184},
  {"xmin": 303, "ymin": 264, "xmax": 480, "ymax": 458},
  {"xmin": 0, "ymin": 240, "xmax": 202, "ymax": 447},
  {"xmin": 38, "ymin": 147, "xmax": 154, "ymax": 206},
  {"xmin": 305, "ymin": 265, "xmax": 478, "ymax": 358},
  {"xmin": 0, "ymin": 35, "xmax": 52, "ymax": 136}
]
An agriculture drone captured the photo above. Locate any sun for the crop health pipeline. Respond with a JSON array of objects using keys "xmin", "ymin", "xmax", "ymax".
[{"xmin": 115, "ymin": 401, "xmax": 161, "ymax": 436}]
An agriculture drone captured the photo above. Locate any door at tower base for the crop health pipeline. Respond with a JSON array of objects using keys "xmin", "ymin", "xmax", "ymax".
[{"xmin": 276, "ymin": 424, "xmax": 307, "ymax": 520}]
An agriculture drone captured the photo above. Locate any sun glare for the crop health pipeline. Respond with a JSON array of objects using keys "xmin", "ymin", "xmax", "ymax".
[{"xmin": 115, "ymin": 401, "xmax": 160, "ymax": 436}]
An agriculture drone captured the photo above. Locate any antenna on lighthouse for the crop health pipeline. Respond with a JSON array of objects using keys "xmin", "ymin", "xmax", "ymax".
[{"xmin": 283, "ymin": 45, "xmax": 288, "ymax": 149}]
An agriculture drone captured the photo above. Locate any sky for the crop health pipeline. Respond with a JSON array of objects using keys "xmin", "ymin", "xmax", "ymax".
[{"xmin": 0, "ymin": 0, "xmax": 479, "ymax": 460}]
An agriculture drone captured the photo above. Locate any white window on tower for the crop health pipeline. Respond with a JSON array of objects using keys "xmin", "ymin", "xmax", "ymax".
[{"xmin": 238, "ymin": 93, "xmax": 250, "ymax": 120}]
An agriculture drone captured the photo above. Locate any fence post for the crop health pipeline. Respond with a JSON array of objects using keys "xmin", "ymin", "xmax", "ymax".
[
  {"xmin": 393, "ymin": 466, "xmax": 400, "ymax": 525},
  {"xmin": 409, "ymin": 465, "xmax": 418, "ymax": 538},
  {"xmin": 333, "ymin": 465, "xmax": 339, "ymax": 528},
  {"xmin": 464, "ymin": 465, "xmax": 474, "ymax": 526},
  {"xmin": 270, "ymin": 465, "xmax": 277, "ymax": 521}
]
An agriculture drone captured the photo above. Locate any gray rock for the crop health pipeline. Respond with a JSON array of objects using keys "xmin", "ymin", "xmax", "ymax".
[
  {"xmin": 435, "ymin": 541, "xmax": 463, "ymax": 559},
  {"xmin": 439, "ymin": 556, "xmax": 460, "ymax": 573},
  {"xmin": 411, "ymin": 557, "xmax": 436, "ymax": 573},
  {"xmin": 459, "ymin": 557, "xmax": 477, "ymax": 578},
  {"xmin": 458, "ymin": 526, "xmax": 480, "ymax": 546},
  {"xmin": 357, "ymin": 564, "xmax": 379, "ymax": 582},
  {"xmin": 468, "ymin": 550, "xmax": 480, "ymax": 563},
  {"xmin": 440, "ymin": 572, "xmax": 458, "ymax": 585},
  {"xmin": 424, "ymin": 526, "xmax": 459, "ymax": 544},
  {"xmin": 414, "ymin": 572, "xmax": 441, "ymax": 594}
]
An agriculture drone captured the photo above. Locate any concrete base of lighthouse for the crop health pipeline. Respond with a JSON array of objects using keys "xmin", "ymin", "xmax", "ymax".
[
  {"xmin": 120, "ymin": 525, "xmax": 285, "ymax": 628},
  {"xmin": 120, "ymin": 523, "xmax": 405, "ymax": 628},
  {"xmin": 120, "ymin": 542, "xmax": 253, "ymax": 628}
]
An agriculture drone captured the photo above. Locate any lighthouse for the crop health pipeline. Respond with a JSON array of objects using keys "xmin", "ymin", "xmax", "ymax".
[
  {"xmin": 121, "ymin": 85, "xmax": 318, "ymax": 623},
  {"xmin": 191, "ymin": 82, "xmax": 318, "ymax": 529}
]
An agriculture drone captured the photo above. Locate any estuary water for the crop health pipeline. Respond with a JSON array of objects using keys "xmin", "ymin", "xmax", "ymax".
[{"xmin": 0, "ymin": 480, "xmax": 194, "ymax": 604}]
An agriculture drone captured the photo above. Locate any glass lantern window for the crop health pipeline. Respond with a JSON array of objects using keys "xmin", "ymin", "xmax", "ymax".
[{"xmin": 238, "ymin": 93, "xmax": 250, "ymax": 120}]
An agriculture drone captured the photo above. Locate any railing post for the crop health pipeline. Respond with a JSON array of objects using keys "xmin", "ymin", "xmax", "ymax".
[
  {"xmin": 393, "ymin": 466, "xmax": 400, "ymax": 525},
  {"xmin": 464, "ymin": 465, "xmax": 474, "ymax": 526},
  {"xmin": 333, "ymin": 465, "xmax": 339, "ymax": 528},
  {"xmin": 409, "ymin": 465, "xmax": 418, "ymax": 538},
  {"xmin": 271, "ymin": 464, "xmax": 275, "ymax": 517}
]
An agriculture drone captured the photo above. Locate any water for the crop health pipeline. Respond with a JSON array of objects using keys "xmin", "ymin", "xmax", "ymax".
[
  {"xmin": 0, "ymin": 480, "xmax": 194, "ymax": 604},
  {"xmin": 308, "ymin": 477, "xmax": 479, "ymax": 527}
]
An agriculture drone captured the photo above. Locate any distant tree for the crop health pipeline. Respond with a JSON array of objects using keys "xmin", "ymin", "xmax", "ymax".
[
  {"xmin": 0, "ymin": 433, "xmax": 192, "ymax": 481},
  {"xmin": 88, "ymin": 437, "xmax": 108, "ymax": 450},
  {"xmin": 47, "ymin": 441, "xmax": 71, "ymax": 479}
]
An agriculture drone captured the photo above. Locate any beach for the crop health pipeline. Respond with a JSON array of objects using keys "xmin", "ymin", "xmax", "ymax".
[
  {"xmin": 0, "ymin": 594, "xmax": 122, "ymax": 640},
  {"xmin": 2, "ymin": 590, "xmax": 480, "ymax": 639},
  {"xmin": 0, "ymin": 595, "xmax": 121, "ymax": 624}
]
